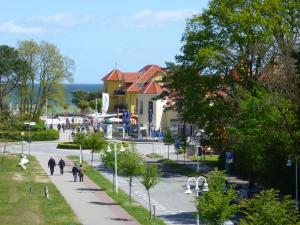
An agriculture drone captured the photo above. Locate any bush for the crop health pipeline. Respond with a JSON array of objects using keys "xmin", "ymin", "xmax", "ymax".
[
  {"xmin": 57, "ymin": 142, "xmax": 80, "ymax": 149},
  {"xmin": 31, "ymin": 130, "xmax": 59, "ymax": 141},
  {"xmin": 0, "ymin": 129, "xmax": 59, "ymax": 141},
  {"xmin": 57, "ymin": 142, "xmax": 89, "ymax": 149}
]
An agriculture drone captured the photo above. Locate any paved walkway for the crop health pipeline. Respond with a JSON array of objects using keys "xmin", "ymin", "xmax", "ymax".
[{"xmin": 36, "ymin": 154, "xmax": 140, "ymax": 225}]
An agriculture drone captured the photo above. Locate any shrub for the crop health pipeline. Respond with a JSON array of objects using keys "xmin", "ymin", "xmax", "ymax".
[
  {"xmin": 57, "ymin": 142, "xmax": 90, "ymax": 149},
  {"xmin": 0, "ymin": 129, "xmax": 59, "ymax": 141},
  {"xmin": 31, "ymin": 130, "xmax": 59, "ymax": 141}
]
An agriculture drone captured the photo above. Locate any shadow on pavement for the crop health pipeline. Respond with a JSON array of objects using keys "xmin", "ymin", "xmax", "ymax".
[
  {"xmin": 159, "ymin": 211, "xmax": 196, "ymax": 225},
  {"xmin": 76, "ymin": 188, "xmax": 104, "ymax": 192},
  {"xmin": 90, "ymin": 201, "xmax": 119, "ymax": 206},
  {"xmin": 109, "ymin": 217, "xmax": 132, "ymax": 221}
]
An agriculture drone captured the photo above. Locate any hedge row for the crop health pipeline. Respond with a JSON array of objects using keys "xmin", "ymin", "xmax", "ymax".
[
  {"xmin": 0, "ymin": 129, "xmax": 59, "ymax": 142},
  {"xmin": 56, "ymin": 142, "xmax": 89, "ymax": 150}
]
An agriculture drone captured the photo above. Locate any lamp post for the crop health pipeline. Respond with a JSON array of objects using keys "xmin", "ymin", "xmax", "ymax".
[
  {"xmin": 106, "ymin": 141, "xmax": 125, "ymax": 194},
  {"xmin": 287, "ymin": 154, "xmax": 298, "ymax": 209},
  {"xmin": 194, "ymin": 129, "xmax": 204, "ymax": 173},
  {"xmin": 184, "ymin": 176, "xmax": 209, "ymax": 225},
  {"xmin": 24, "ymin": 122, "xmax": 36, "ymax": 156}
]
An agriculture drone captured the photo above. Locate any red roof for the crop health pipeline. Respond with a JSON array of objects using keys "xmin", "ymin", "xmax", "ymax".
[
  {"xmin": 139, "ymin": 81, "xmax": 163, "ymax": 94},
  {"xmin": 126, "ymin": 65, "xmax": 163, "ymax": 92},
  {"xmin": 122, "ymin": 72, "xmax": 139, "ymax": 83},
  {"xmin": 101, "ymin": 69, "xmax": 123, "ymax": 81}
]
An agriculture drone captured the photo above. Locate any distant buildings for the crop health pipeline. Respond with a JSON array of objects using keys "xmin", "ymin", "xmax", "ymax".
[{"xmin": 101, "ymin": 65, "xmax": 177, "ymax": 132}]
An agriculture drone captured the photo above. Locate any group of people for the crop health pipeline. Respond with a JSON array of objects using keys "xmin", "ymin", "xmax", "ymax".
[
  {"xmin": 57, "ymin": 123, "xmax": 66, "ymax": 133},
  {"xmin": 47, "ymin": 157, "xmax": 85, "ymax": 182}
]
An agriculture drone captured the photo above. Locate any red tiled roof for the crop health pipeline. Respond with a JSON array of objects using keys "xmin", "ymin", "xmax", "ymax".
[
  {"xmin": 122, "ymin": 72, "xmax": 139, "ymax": 83},
  {"xmin": 139, "ymin": 81, "xmax": 163, "ymax": 94},
  {"xmin": 101, "ymin": 69, "xmax": 123, "ymax": 81},
  {"xmin": 126, "ymin": 65, "xmax": 164, "ymax": 92}
]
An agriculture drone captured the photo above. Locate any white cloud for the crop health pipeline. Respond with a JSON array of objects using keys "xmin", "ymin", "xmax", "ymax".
[
  {"xmin": 0, "ymin": 20, "xmax": 43, "ymax": 34},
  {"xmin": 31, "ymin": 12, "xmax": 95, "ymax": 28},
  {"xmin": 122, "ymin": 9, "xmax": 197, "ymax": 28}
]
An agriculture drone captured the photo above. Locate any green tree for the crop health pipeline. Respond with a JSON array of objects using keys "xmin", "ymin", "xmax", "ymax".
[
  {"xmin": 163, "ymin": 128, "xmax": 173, "ymax": 159},
  {"xmin": 239, "ymin": 189, "xmax": 300, "ymax": 225},
  {"xmin": 119, "ymin": 144, "xmax": 143, "ymax": 203},
  {"xmin": 0, "ymin": 45, "xmax": 29, "ymax": 111},
  {"xmin": 197, "ymin": 169, "xmax": 237, "ymax": 225},
  {"xmin": 100, "ymin": 149, "xmax": 116, "ymax": 190},
  {"xmin": 17, "ymin": 40, "xmax": 74, "ymax": 120},
  {"xmin": 85, "ymin": 132, "xmax": 106, "ymax": 166},
  {"xmin": 141, "ymin": 164, "xmax": 161, "ymax": 219},
  {"xmin": 72, "ymin": 90, "xmax": 102, "ymax": 113}
]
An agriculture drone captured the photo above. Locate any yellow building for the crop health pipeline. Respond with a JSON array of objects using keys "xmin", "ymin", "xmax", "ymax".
[{"xmin": 101, "ymin": 65, "xmax": 164, "ymax": 114}]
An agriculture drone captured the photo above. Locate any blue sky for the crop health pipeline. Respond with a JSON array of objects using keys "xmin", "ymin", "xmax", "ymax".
[{"xmin": 0, "ymin": 0, "xmax": 208, "ymax": 84}]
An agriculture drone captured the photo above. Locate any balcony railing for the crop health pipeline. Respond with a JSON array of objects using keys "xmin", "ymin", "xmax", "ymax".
[
  {"xmin": 114, "ymin": 104, "xmax": 127, "ymax": 111},
  {"xmin": 114, "ymin": 90, "xmax": 125, "ymax": 96}
]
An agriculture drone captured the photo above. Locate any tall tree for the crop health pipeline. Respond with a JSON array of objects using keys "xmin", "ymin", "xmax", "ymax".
[
  {"xmin": 17, "ymin": 40, "xmax": 74, "ymax": 120},
  {"xmin": 141, "ymin": 164, "xmax": 161, "ymax": 219},
  {"xmin": 85, "ymin": 132, "xmax": 106, "ymax": 166},
  {"xmin": 119, "ymin": 144, "xmax": 143, "ymax": 203},
  {"xmin": 0, "ymin": 45, "xmax": 29, "ymax": 111}
]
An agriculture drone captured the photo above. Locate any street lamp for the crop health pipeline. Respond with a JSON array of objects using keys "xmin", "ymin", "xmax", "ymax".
[
  {"xmin": 287, "ymin": 154, "xmax": 298, "ymax": 209},
  {"xmin": 106, "ymin": 141, "xmax": 125, "ymax": 194},
  {"xmin": 24, "ymin": 122, "xmax": 36, "ymax": 156},
  {"xmin": 194, "ymin": 129, "xmax": 204, "ymax": 173},
  {"xmin": 184, "ymin": 176, "xmax": 209, "ymax": 225}
]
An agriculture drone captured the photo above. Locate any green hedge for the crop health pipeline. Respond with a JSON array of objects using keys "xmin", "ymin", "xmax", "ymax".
[
  {"xmin": 0, "ymin": 129, "xmax": 59, "ymax": 141},
  {"xmin": 57, "ymin": 142, "xmax": 89, "ymax": 149},
  {"xmin": 31, "ymin": 130, "xmax": 59, "ymax": 141}
]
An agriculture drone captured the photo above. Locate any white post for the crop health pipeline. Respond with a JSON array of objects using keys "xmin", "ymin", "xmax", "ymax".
[
  {"xmin": 79, "ymin": 145, "xmax": 82, "ymax": 164},
  {"xmin": 114, "ymin": 143, "xmax": 118, "ymax": 194},
  {"xmin": 196, "ymin": 190, "xmax": 199, "ymax": 225}
]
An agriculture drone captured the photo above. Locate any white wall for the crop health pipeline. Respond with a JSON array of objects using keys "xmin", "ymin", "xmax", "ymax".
[{"xmin": 136, "ymin": 94, "xmax": 179, "ymax": 134}]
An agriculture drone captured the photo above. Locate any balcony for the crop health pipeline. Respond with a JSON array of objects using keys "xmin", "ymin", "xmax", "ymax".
[
  {"xmin": 114, "ymin": 90, "xmax": 125, "ymax": 96},
  {"xmin": 114, "ymin": 104, "xmax": 127, "ymax": 111}
]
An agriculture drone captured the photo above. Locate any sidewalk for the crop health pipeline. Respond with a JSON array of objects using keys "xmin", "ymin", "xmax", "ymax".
[{"xmin": 35, "ymin": 154, "xmax": 140, "ymax": 225}]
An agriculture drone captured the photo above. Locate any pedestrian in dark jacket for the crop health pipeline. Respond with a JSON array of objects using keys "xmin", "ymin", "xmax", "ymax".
[
  {"xmin": 48, "ymin": 157, "xmax": 56, "ymax": 175},
  {"xmin": 58, "ymin": 158, "xmax": 66, "ymax": 175},
  {"xmin": 78, "ymin": 164, "xmax": 85, "ymax": 182},
  {"xmin": 72, "ymin": 164, "xmax": 79, "ymax": 182}
]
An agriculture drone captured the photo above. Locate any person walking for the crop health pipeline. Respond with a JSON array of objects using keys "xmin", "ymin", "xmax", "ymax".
[
  {"xmin": 78, "ymin": 164, "xmax": 85, "ymax": 182},
  {"xmin": 62, "ymin": 124, "xmax": 65, "ymax": 133},
  {"xmin": 48, "ymin": 156, "xmax": 56, "ymax": 175},
  {"xmin": 57, "ymin": 123, "xmax": 61, "ymax": 132},
  {"xmin": 58, "ymin": 158, "xmax": 66, "ymax": 175},
  {"xmin": 72, "ymin": 164, "xmax": 79, "ymax": 182}
]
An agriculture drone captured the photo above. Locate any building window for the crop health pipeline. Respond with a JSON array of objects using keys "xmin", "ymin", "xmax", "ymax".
[
  {"xmin": 139, "ymin": 100, "xmax": 143, "ymax": 114},
  {"xmin": 135, "ymin": 98, "xmax": 138, "ymax": 114}
]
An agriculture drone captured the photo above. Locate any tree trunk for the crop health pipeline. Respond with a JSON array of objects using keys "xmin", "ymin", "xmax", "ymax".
[
  {"xmin": 129, "ymin": 176, "xmax": 132, "ymax": 203},
  {"xmin": 168, "ymin": 145, "xmax": 170, "ymax": 159},
  {"xmin": 147, "ymin": 189, "xmax": 152, "ymax": 219}
]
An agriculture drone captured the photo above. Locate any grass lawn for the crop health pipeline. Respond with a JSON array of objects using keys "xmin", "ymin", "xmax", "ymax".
[
  {"xmin": 188, "ymin": 154, "xmax": 219, "ymax": 167},
  {"xmin": 68, "ymin": 155, "xmax": 166, "ymax": 225},
  {"xmin": 0, "ymin": 154, "xmax": 81, "ymax": 225}
]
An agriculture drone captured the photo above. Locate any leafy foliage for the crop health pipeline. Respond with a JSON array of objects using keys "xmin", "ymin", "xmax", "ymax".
[
  {"xmin": 239, "ymin": 189, "xmax": 300, "ymax": 225},
  {"xmin": 85, "ymin": 132, "xmax": 107, "ymax": 166},
  {"xmin": 141, "ymin": 164, "xmax": 161, "ymax": 219},
  {"xmin": 197, "ymin": 169, "xmax": 237, "ymax": 225},
  {"xmin": 0, "ymin": 45, "xmax": 30, "ymax": 111},
  {"xmin": 72, "ymin": 90, "xmax": 102, "ymax": 112},
  {"xmin": 119, "ymin": 144, "xmax": 143, "ymax": 203}
]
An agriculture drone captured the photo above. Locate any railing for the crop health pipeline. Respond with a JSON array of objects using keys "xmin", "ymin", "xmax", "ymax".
[{"xmin": 114, "ymin": 90, "xmax": 125, "ymax": 96}]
